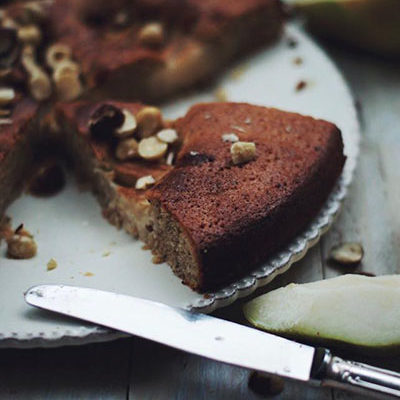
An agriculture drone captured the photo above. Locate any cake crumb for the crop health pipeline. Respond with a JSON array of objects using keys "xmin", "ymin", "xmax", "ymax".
[
  {"xmin": 142, "ymin": 244, "xmax": 150, "ymax": 250},
  {"xmin": 6, "ymin": 226, "xmax": 37, "ymax": 259},
  {"xmin": 293, "ymin": 57, "xmax": 303, "ymax": 65},
  {"xmin": 230, "ymin": 64, "xmax": 248, "ymax": 81},
  {"xmin": 222, "ymin": 133, "xmax": 239, "ymax": 143},
  {"xmin": 47, "ymin": 258, "xmax": 58, "ymax": 271},
  {"xmin": 214, "ymin": 87, "xmax": 228, "ymax": 102},
  {"xmin": 152, "ymin": 255, "xmax": 165, "ymax": 264},
  {"xmin": 84, "ymin": 272, "xmax": 94, "ymax": 277},
  {"xmin": 102, "ymin": 251, "xmax": 111, "ymax": 257},
  {"xmin": 295, "ymin": 80, "xmax": 307, "ymax": 92}
]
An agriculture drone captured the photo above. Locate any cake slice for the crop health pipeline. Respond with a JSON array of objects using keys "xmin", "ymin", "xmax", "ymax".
[{"xmin": 55, "ymin": 101, "xmax": 345, "ymax": 292}]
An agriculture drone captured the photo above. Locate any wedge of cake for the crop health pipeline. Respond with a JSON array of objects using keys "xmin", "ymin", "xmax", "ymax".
[
  {"xmin": 53, "ymin": 101, "xmax": 345, "ymax": 291},
  {"xmin": 4, "ymin": 0, "xmax": 283, "ymax": 102}
]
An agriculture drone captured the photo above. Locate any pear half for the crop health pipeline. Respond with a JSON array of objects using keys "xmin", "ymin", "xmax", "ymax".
[
  {"xmin": 244, "ymin": 274, "xmax": 400, "ymax": 351},
  {"xmin": 293, "ymin": 0, "xmax": 400, "ymax": 58}
]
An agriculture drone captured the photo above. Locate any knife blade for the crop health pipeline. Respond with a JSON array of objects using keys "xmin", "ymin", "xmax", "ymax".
[{"xmin": 25, "ymin": 285, "xmax": 400, "ymax": 399}]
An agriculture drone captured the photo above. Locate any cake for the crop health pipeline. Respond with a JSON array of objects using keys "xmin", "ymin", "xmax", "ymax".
[
  {"xmin": 0, "ymin": 1, "xmax": 346, "ymax": 292},
  {"xmin": 53, "ymin": 101, "xmax": 345, "ymax": 291},
  {"xmin": 4, "ymin": 0, "xmax": 283, "ymax": 102}
]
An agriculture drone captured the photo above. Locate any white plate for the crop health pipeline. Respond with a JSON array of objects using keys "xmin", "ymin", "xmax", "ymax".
[{"xmin": 0, "ymin": 24, "xmax": 360, "ymax": 348}]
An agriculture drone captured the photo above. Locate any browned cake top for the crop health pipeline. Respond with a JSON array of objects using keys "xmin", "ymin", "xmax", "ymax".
[
  {"xmin": 148, "ymin": 102, "xmax": 344, "ymax": 252},
  {"xmin": 0, "ymin": 97, "xmax": 38, "ymax": 163},
  {"xmin": 48, "ymin": 0, "xmax": 281, "ymax": 87}
]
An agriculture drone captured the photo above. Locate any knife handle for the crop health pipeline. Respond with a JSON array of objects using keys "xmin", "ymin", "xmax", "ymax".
[{"xmin": 312, "ymin": 348, "xmax": 400, "ymax": 399}]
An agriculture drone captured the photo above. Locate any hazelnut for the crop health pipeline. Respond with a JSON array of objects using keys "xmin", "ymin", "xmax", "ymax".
[
  {"xmin": 231, "ymin": 141, "xmax": 256, "ymax": 165},
  {"xmin": 21, "ymin": 45, "xmax": 52, "ymax": 101},
  {"xmin": 7, "ymin": 234, "xmax": 37, "ymax": 259},
  {"xmin": 330, "ymin": 242, "xmax": 364, "ymax": 265},
  {"xmin": 115, "ymin": 138, "xmax": 139, "ymax": 161},
  {"xmin": 136, "ymin": 106, "xmax": 163, "ymax": 138},
  {"xmin": 114, "ymin": 109, "xmax": 137, "ymax": 138},
  {"xmin": 138, "ymin": 23, "xmax": 164, "ymax": 47},
  {"xmin": 17, "ymin": 25, "xmax": 42, "ymax": 46},
  {"xmin": 0, "ymin": 87, "xmax": 15, "ymax": 106},
  {"xmin": 89, "ymin": 104, "xmax": 124, "ymax": 139},
  {"xmin": 47, "ymin": 258, "xmax": 58, "ymax": 271},
  {"xmin": 138, "ymin": 137, "xmax": 167, "ymax": 161},
  {"xmin": 222, "ymin": 133, "xmax": 239, "ymax": 143},
  {"xmin": 157, "ymin": 128, "xmax": 178, "ymax": 144},
  {"xmin": 53, "ymin": 60, "xmax": 82, "ymax": 101},
  {"xmin": 45, "ymin": 43, "xmax": 72, "ymax": 69},
  {"xmin": 135, "ymin": 175, "xmax": 155, "ymax": 190}
]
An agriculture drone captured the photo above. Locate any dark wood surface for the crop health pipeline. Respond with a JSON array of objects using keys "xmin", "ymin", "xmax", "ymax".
[{"xmin": 1, "ymin": 44, "xmax": 400, "ymax": 399}]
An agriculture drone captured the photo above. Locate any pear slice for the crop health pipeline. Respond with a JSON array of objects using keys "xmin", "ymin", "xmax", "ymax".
[
  {"xmin": 292, "ymin": 0, "xmax": 400, "ymax": 58},
  {"xmin": 244, "ymin": 274, "xmax": 400, "ymax": 351}
]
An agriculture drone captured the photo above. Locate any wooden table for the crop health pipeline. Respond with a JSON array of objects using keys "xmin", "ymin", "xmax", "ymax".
[{"xmin": 1, "ymin": 44, "xmax": 399, "ymax": 400}]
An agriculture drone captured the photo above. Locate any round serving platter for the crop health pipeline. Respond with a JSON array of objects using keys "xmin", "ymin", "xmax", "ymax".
[{"xmin": 0, "ymin": 23, "xmax": 360, "ymax": 348}]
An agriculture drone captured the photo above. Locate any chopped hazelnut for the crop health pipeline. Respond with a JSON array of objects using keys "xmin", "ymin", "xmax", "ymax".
[
  {"xmin": 17, "ymin": 24, "xmax": 42, "ymax": 46},
  {"xmin": 114, "ymin": 109, "xmax": 137, "ymax": 138},
  {"xmin": 21, "ymin": 45, "xmax": 52, "ymax": 101},
  {"xmin": 45, "ymin": 43, "xmax": 72, "ymax": 69},
  {"xmin": 166, "ymin": 151, "xmax": 175, "ymax": 165},
  {"xmin": 0, "ymin": 87, "xmax": 15, "ymax": 106},
  {"xmin": 157, "ymin": 128, "xmax": 178, "ymax": 144},
  {"xmin": 222, "ymin": 133, "xmax": 239, "ymax": 143},
  {"xmin": 135, "ymin": 175, "xmax": 156, "ymax": 190},
  {"xmin": 47, "ymin": 258, "xmax": 57, "ymax": 271},
  {"xmin": 136, "ymin": 106, "xmax": 163, "ymax": 138},
  {"xmin": 138, "ymin": 136, "xmax": 168, "ymax": 160},
  {"xmin": 115, "ymin": 138, "xmax": 139, "ymax": 161},
  {"xmin": 231, "ymin": 141, "xmax": 256, "ymax": 165},
  {"xmin": 138, "ymin": 23, "xmax": 164, "ymax": 47},
  {"xmin": 53, "ymin": 60, "xmax": 82, "ymax": 101},
  {"xmin": 89, "ymin": 104, "xmax": 124, "ymax": 139},
  {"xmin": 330, "ymin": 242, "xmax": 364, "ymax": 265},
  {"xmin": 7, "ymin": 234, "xmax": 37, "ymax": 259},
  {"xmin": 214, "ymin": 87, "xmax": 228, "ymax": 102}
]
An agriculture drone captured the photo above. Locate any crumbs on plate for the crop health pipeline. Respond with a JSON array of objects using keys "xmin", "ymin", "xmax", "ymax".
[
  {"xmin": 47, "ymin": 258, "xmax": 58, "ymax": 271},
  {"xmin": 214, "ymin": 87, "xmax": 228, "ymax": 102}
]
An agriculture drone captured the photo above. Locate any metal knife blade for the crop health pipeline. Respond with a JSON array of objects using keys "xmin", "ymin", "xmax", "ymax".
[
  {"xmin": 25, "ymin": 285, "xmax": 400, "ymax": 399},
  {"xmin": 25, "ymin": 284, "xmax": 314, "ymax": 381}
]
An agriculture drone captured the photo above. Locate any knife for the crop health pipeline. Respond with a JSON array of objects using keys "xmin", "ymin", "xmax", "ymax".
[{"xmin": 25, "ymin": 285, "xmax": 400, "ymax": 399}]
